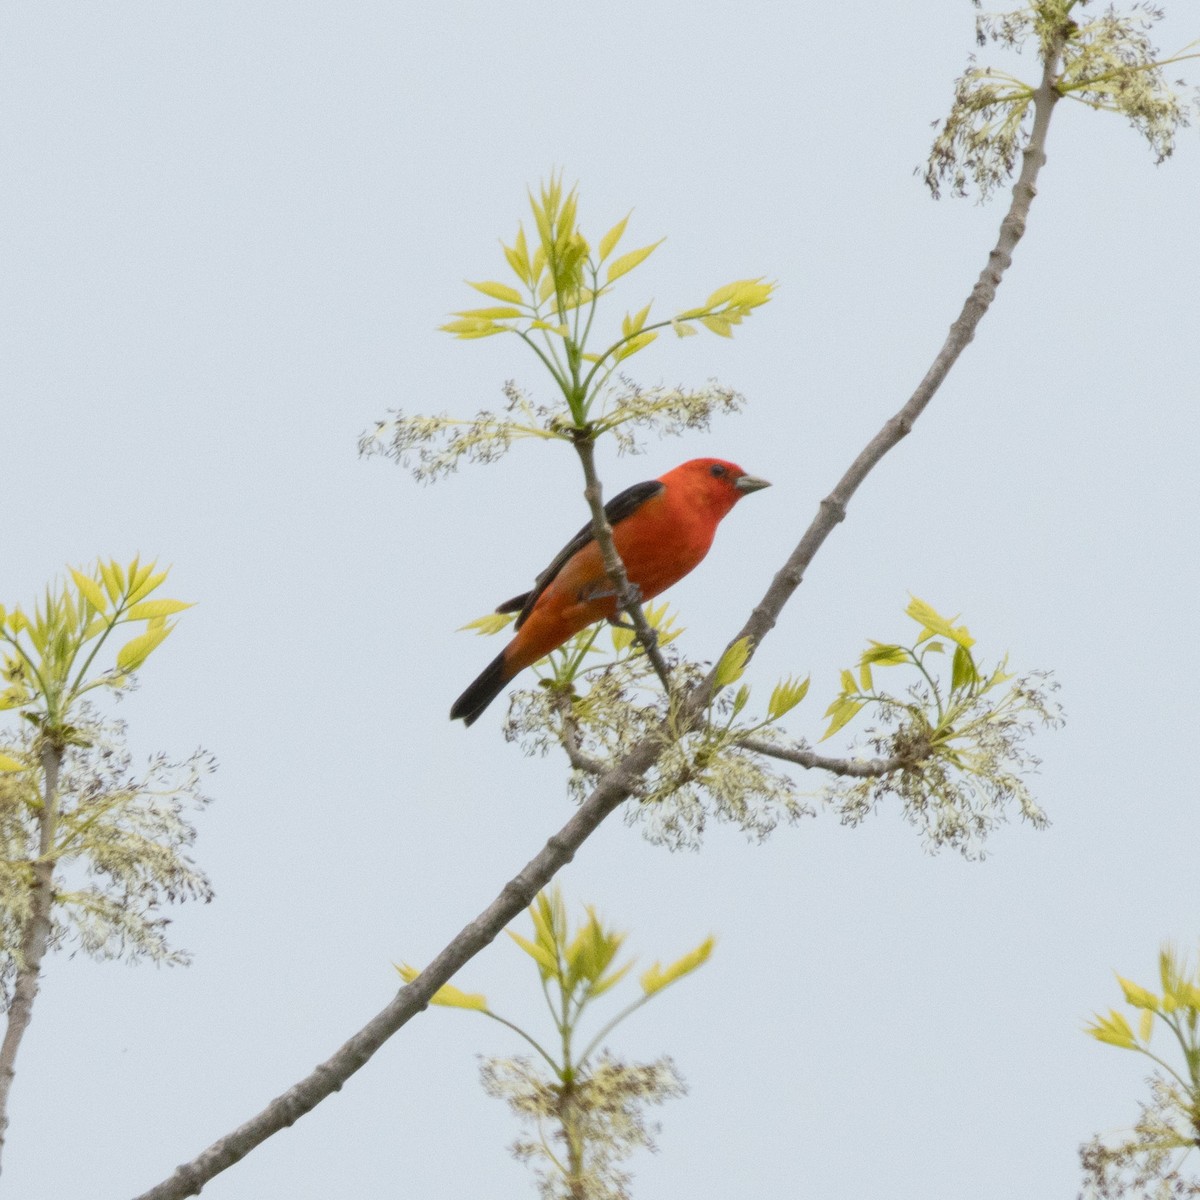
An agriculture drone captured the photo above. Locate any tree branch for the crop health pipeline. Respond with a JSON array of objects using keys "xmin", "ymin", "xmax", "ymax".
[
  {"xmin": 572, "ymin": 435, "xmax": 674, "ymax": 692},
  {"xmin": 131, "ymin": 738, "xmax": 663, "ymax": 1200},
  {"xmin": 0, "ymin": 741, "xmax": 62, "ymax": 1175},
  {"xmin": 722, "ymin": 44, "xmax": 1065, "ymax": 676},
  {"xmin": 556, "ymin": 696, "xmax": 614, "ymax": 778},
  {"xmin": 131, "ymin": 39, "xmax": 1067, "ymax": 1200},
  {"xmin": 736, "ymin": 737, "xmax": 905, "ymax": 778}
]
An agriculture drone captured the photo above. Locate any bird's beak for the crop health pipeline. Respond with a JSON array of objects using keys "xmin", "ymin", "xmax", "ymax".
[{"xmin": 734, "ymin": 474, "xmax": 771, "ymax": 495}]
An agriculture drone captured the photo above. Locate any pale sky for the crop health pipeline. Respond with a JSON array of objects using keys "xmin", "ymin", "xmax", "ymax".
[{"xmin": 3, "ymin": 3, "xmax": 1200, "ymax": 1198}]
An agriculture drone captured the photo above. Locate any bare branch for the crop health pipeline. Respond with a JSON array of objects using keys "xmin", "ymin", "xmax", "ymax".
[
  {"xmin": 131, "ymin": 33, "xmax": 1070, "ymax": 1200},
  {"xmin": 736, "ymin": 737, "xmax": 905, "ymax": 779},
  {"xmin": 131, "ymin": 739, "xmax": 663, "ymax": 1200},
  {"xmin": 724, "ymin": 38, "xmax": 1066, "ymax": 676}
]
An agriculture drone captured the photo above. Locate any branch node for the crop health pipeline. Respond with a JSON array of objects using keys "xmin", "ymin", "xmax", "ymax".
[{"xmin": 819, "ymin": 496, "xmax": 847, "ymax": 524}]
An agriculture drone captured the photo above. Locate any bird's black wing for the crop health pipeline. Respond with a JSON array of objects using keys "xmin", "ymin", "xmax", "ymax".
[{"xmin": 495, "ymin": 479, "xmax": 666, "ymax": 630}]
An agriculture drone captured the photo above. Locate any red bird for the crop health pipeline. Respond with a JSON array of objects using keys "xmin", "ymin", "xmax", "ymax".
[{"xmin": 451, "ymin": 457, "xmax": 771, "ymax": 725}]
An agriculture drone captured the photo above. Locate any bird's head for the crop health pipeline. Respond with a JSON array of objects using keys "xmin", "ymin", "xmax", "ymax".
[{"xmin": 664, "ymin": 458, "xmax": 772, "ymax": 517}]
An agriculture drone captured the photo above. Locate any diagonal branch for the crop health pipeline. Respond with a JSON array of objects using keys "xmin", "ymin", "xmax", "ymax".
[
  {"xmin": 722, "ymin": 45, "xmax": 1064, "ymax": 677},
  {"xmin": 736, "ymin": 737, "xmax": 906, "ymax": 778},
  {"xmin": 131, "ymin": 36, "xmax": 1068, "ymax": 1200},
  {"xmin": 131, "ymin": 737, "xmax": 663, "ymax": 1200}
]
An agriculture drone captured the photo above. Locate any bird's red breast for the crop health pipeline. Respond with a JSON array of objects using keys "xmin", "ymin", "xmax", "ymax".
[
  {"xmin": 504, "ymin": 458, "xmax": 762, "ymax": 673},
  {"xmin": 450, "ymin": 458, "xmax": 770, "ymax": 724}
]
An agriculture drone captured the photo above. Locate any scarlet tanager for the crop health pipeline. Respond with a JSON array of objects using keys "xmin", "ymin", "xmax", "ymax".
[{"xmin": 451, "ymin": 457, "xmax": 771, "ymax": 725}]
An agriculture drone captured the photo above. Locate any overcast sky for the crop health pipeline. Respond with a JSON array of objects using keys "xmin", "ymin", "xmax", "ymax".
[{"xmin": 3, "ymin": 2, "xmax": 1200, "ymax": 1198}]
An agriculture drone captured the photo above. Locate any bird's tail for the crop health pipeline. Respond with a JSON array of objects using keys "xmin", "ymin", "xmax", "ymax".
[{"xmin": 450, "ymin": 649, "xmax": 513, "ymax": 726}]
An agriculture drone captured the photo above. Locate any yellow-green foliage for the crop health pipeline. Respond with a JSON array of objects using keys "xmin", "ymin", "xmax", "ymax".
[
  {"xmin": 490, "ymin": 595, "xmax": 1057, "ymax": 856},
  {"xmin": 360, "ymin": 174, "xmax": 773, "ymax": 479},
  {"xmin": 1080, "ymin": 945, "xmax": 1200, "ymax": 1196},
  {"xmin": 820, "ymin": 597, "xmax": 1061, "ymax": 856},
  {"xmin": 1, "ymin": 557, "xmax": 192, "ymax": 738},
  {"xmin": 0, "ymin": 721, "xmax": 213, "ymax": 985},
  {"xmin": 925, "ymin": 0, "xmax": 1198, "ymax": 199},
  {"xmin": 398, "ymin": 887, "xmax": 709, "ymax": 1200},
  {"xmin": 492, "ymin": 607, "xmax": 812, "ymax": 848},
  {"xmin": 0, "ymin": 562, "xmax": 210, "ymax": 990}
]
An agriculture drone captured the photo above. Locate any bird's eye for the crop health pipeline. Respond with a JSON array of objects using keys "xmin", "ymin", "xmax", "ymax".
[{"xmin": 709, "ymin": 464, "xmax": 726, "ymax": 477}]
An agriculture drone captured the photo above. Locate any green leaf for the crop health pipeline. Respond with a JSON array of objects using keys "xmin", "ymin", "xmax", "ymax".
[
  {"xmin": 699, "ymin": 314, "xmax": 734, "ymax": 337},
  {"xmin": 613, "ymin": 331, "xmax": 657, "ymax": 362},
  {"xmin": 502, "ymin": 246, "xmax": 527, "ymax": 285},
  {"xmin": 861, "ymin": 642, "xmax": 908, "ymax": 666},
  {"xmin": 70, "ymin": 569, "xmax": 109, "ymax": 615},
  {"xmin": 508, "ymin": 930, "xmax": 558, "ymax": 978},
  {"xmin": 611, "ymin": 623, "xmax": 635, "ymax": 653},
  {"xmin": 598, "ymin": 213, "xmax": 631, "ymax": 262},
  {"xmin": 459, "ymin": 612, "xmax": 517, "ymax": 636},
  {"xmin": 622, "ymin": 302, "xmax": 652, "ymax": 338},
  {"xmin": 99, "ymin": 561, "xmax": 124, "ymax": 603},
  {"xmin": 821, "ymin": 697, "xmax": 865, "ymax": 741},
  {"xmin": 715, "ymin": 637, "xmax": 751, "ymax": 687},
  {"xmin": 440, "ymin": 318, "xmax": 504, "ymax": 337},
  {"xmin": 559, "ymin": 286, "xmax": 594, "ymax": 313},
  {"xmin": 641, "ymin": 935, "xmax": 715, "ymax": 996},
  {"xmin": 395, "ymin": 964, "xmax": 488, "ymax": 1011},
  {"xmin": 606, "ymin": 239, "xmax": 664, "ymax": 284},
  {"xmin": 1084, "ymin": 1009, "xmax": 1137, "ymax": 1050},
  {"xmin": 530, "ymin": 891, "xmax": 561, "ymax": 949},
  {"xmin": 1117, "ymin": 974, "xmax": 1160, "ymax": 1011},
  {"xmin": 839, "ymin": 669, "xmax": 856, "ymax": 694},
  {"xmin": 906, "ymin": 596, "xmax": 974, "ymax": 649},
  {"xmin": 468, "ymin": 280, "xmax": 524, "ymax": 305},
  {"xmin": 721, "ymin": 278, "xmax": 774, "ymax": 309},
  {"xmin": 671, "ymin": 320, "xmax": 698, "ymax": 337},
  {"xmin": 642, "ymin": 602, "xmax": 683, "ymax": 647},
  {"xmin": 590, "ymin": 959, "xmax": 634, "ymax": 999},
  {"xmin": 767, "ymin": 676, "xmax": 810, "ymax": 721},
  {"xmin": 1159, "ymin": 945, "xmax": 1183, "ymax": 1000},
  {"xmin": 859, "ymin": 662, "xmax": 873, "ymax": 692},
  {"xmin": 567, "ymin": 912, "xmax": 622, "ymax": 987},
  {"xmin": 124, "ymin": 599, "xmax": 194, "ymax": 621},
  {"xmin": 951, "ymin": 644, "xmax": 977, "ymax": 693},
  {"xmin": 452, "ymin": 306, "xmax": 526, "ymax": 320},
  {"xmin": 0, "ymin": 754, "xmax": 27, "ymax": 773},
  {"xmin": 731, "ymin": 684, "xmax": 751, "ymax": 717},
  {"xmin": 123, "ymin": 569, "xmax": 167, "ymax": 608},
  {"xmin": 115, "ymin": 625, "xmax": 172, "ymax": 672},
  {"xmin": 564, "ymin": 925, "xmax": 594, "ymax": 985},
  {"xmin": 1138, "ymin": 1009, "xmax": 1155, "ymax": 1043},
  {"xmin": 705, "ymin": 280, "xmax": 742, "ymax": 308},
  {"xmin": 503, "ymin": 226, "xmax": 531, "ymax": 284}
]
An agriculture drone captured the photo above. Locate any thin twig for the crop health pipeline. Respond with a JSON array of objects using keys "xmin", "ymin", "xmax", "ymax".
[
  {"xmin": 572, "ymin": 436, "xmax": 674, "ymax": 693},
  {"xmin": 736, "ymin": 737, "xmax": 905, "ymax": 778},
  {"xmin": 130, "ymin": 33, "xmax": 1069, "ymax": 1200},
  {"xmin": 556, "ymin": 696, "xmax": 612, "ymax": 778}
]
